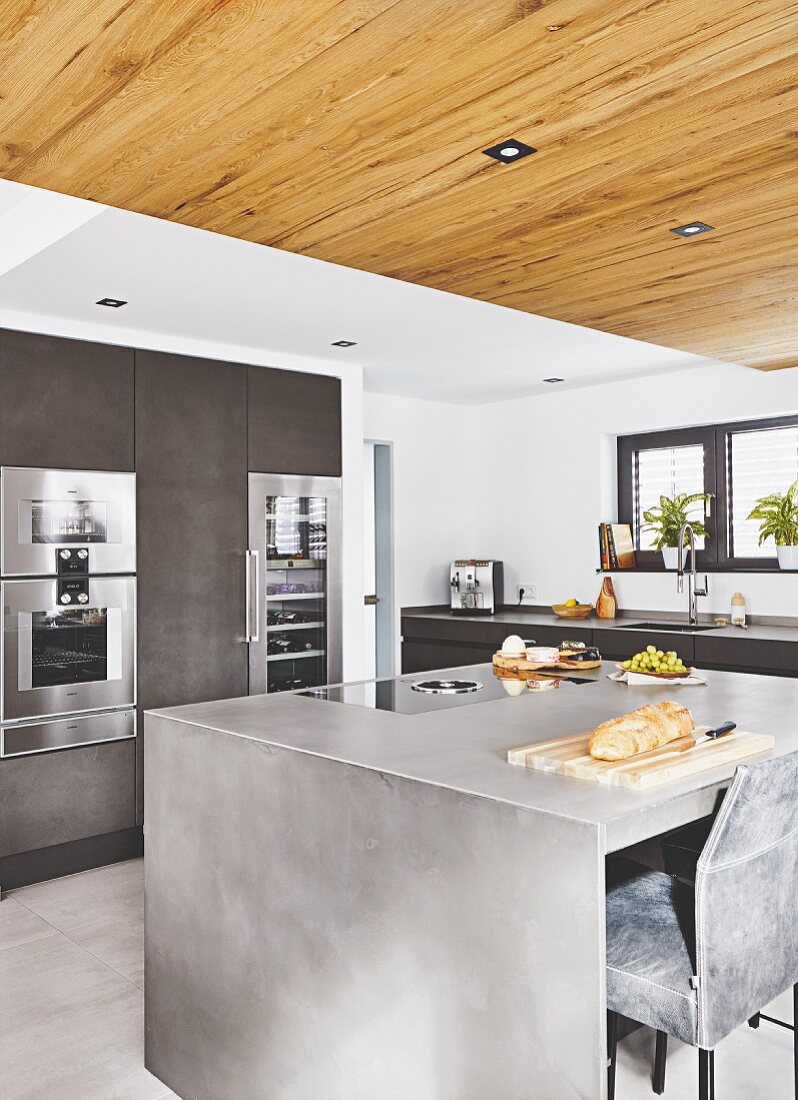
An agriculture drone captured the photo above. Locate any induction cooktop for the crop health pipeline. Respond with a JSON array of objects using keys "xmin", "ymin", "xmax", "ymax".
[{"xmin": 298, "ymin": 663, "xmax": 596, "ymax": 715}]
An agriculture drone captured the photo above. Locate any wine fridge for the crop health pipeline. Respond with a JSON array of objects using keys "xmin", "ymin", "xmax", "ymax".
[{"xmin": 247, "ymin": 473, "xmax": 342, "ymax": 694}]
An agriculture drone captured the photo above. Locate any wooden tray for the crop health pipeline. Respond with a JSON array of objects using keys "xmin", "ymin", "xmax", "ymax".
[
  {"xmin": 507, "ymin": 727, "xmax": 775, "ymax": 789},
  {"xmin": 552, "ymin": 603, "xmax": 593, "ymax": 619},
  {"xmin": 493, "ymin": 652, "xmax": 601, "ymax": 675}
]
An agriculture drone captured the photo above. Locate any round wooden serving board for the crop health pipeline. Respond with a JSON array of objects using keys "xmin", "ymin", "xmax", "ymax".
[{"xmin": 493, "ymin": 652, "xmax": 602, "ymax": 674}]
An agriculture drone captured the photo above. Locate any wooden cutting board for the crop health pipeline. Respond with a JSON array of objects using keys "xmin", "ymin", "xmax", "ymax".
[{"xmin": 507, "ymin": 727, "xmax": 775, "ymax": 789}]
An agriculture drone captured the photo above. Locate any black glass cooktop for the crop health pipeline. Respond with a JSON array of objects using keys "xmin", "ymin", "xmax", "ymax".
[{"xmin": 299, "ymin": 663, "xmax": 595, "ymax": 714}]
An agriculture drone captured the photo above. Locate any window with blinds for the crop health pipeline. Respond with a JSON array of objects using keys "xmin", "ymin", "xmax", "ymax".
[
  {"xmin": 729, "ymin": 426, "xmax": 798, "ymax": 558},
  {"xmin": 618, "ymin": 414, "xmax": 798, "ymax": 569},
  {"xmin": 635, "ymin": 444, "xmax": 707, "ymax": 550}
]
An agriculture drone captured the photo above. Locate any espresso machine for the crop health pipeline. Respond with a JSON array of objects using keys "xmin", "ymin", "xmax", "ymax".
[{"xmin": 449, "ymin": 560, "xmax": 504, "ymax": 615}]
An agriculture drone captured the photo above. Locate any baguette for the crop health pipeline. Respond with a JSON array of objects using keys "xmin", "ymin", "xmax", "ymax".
[{"xmin": 589, "ymin": 701, "xmax": 694, "ymax": 761}]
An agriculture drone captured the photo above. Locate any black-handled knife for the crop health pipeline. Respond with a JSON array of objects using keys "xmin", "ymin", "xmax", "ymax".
[{"xmin": 704, "ymin": 721, "xmax": 737, "ymax": 740}]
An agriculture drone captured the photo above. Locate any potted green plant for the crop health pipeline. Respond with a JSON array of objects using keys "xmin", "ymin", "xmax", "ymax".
[
  {"xmin": 641, "ymin": 492, "xmax": 713, "ymax": 569},
  {"xmin": 747, "ymin": 481, "xmax": 798, "ymax": 569}
]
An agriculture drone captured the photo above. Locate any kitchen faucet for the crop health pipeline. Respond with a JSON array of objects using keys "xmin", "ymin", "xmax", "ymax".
[{"xmin": 677, "ymin": 522, "xmax": 708, "ymax": 626}]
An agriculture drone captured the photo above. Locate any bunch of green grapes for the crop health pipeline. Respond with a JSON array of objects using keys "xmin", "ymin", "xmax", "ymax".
[{"xmin": 622, "ymin": 645, "xmax": 688, "ymax": 675}]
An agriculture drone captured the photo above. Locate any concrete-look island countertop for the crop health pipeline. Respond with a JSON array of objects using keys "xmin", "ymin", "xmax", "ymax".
[{"xmin": 144, "ymin": 664, "xmax": 798, "ymax": 1100}]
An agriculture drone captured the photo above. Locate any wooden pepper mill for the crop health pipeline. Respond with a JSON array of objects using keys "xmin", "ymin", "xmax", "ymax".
[{"xmin": 596, "ymin": 576, "xmax": 617, "ymax": 619}]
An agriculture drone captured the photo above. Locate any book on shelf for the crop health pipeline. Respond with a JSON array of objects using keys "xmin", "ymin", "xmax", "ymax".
[{"xmin": 598, "ymin": 523, "xmax": 636, "ymax": 570}]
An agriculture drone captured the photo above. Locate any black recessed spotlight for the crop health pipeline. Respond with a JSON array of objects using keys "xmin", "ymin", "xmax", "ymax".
[
  {"xmin": 670, "ymin": 222, "xmax": 714, "ymax": 238},
  {"xmin": 543, "ymin": 377, "xmax": 565, "ymax": 384},
  {"xmin": 332, "ymin": 340, "xmax": 357, "ymax": 347},
  {"xmin": 483, "ymin": 139, "xmax": 537, "ymax": 164},
  {"xmin": 96, "ymin": 297, "xmax": 127, "ymax": 308}
]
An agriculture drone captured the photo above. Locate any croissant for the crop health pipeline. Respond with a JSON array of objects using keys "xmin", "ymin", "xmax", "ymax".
[{"xmin": 589, "ymin": 701, "xmax": 694, "ymax": 761}]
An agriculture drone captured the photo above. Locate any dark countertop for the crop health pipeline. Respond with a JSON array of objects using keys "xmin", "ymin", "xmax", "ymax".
[{"xmin": 402, "ymin": 606, "xmax": 798, "ymax": 643}]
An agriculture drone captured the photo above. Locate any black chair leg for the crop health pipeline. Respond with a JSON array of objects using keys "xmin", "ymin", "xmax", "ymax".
[
  {"xmin": 699, "ymin": 1049, "xmax": 715, "ymax": 1100},
  {"xmin": 749, "ymin": 1012, "xmax": 761, "ymax": 1029},
  {"xmin": 607, "ymin": 1010, "xmax": 618, "ymax": 1100},
  {"xmin": 653, "ymin": 1030, "xmax": 667, "ymax": 1095}
]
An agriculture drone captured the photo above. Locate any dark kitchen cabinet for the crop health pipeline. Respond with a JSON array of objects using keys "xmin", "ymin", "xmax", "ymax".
[
  {"xmin": 247, "ymin": 365, "xmax": 342, "ymax": 476},
  {"xmin": 0, "ymin": 740, "xmax": 135, "ymax": 857},
  {"xmin": 402, "ymin": 640, "xmax": 497, "ymax": 674},
  {"xmin": 401, "ymin": 616, "xmax": 595, "ymax": 674},
  {"xmin": 596, "ymin": 629, "xmax": 696, "ymax": 665},
  {"xmin": 695, "ymin": 635, "xmax": 798, "ymax": 676},
  {"xmin": 135, "ymin": 351, "xmax": 249, "ymax": 821},
  {"xmin": 0, "ymin": 329, "xmax": 134, "ymax": 470}
]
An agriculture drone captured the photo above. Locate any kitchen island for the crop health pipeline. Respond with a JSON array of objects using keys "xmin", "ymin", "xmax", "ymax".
[{"xmin": 144, "ymin": 664, "xmax": 798, "ymax": 1100}]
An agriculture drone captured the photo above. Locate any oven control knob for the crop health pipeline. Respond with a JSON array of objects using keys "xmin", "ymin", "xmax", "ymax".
[
  {"xmin": 60, "ymin": 592, "xmax": 72, "ymax": 604},
  {"xmin": 59, "ymin": 549, "xmax": 71, "ymax": 560},
  {"xmin": 77, "ymin": 549, "xmax": 88, "ymax": 560},
  {"xmin": 77, "ymin": 592, "xmax": 89, "ymax": 604}
]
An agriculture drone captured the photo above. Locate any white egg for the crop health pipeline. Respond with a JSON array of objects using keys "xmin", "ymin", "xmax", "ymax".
[{"xmin": 501, "ymin": 634, "xmax": 527, "ymax": 657}]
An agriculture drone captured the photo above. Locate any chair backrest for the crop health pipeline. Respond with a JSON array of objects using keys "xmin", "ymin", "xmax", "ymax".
[{"xmin": 695, "ymin": 749, "xmax": 798, "ymax": 1049}]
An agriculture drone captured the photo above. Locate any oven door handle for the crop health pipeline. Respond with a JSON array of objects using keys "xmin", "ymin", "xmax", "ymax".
[{"xmin": 245, "ymin": 550, "xmax": 260, "ymax": 643}]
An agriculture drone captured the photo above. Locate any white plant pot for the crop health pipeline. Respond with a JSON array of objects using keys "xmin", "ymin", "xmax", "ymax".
[
  {"xmin": 661, "ymin": 547, "xmax": 681, "ymax": 570},
  {"xmin": 777, "ymin": 545, "xmax": 798, "ymax": 570}
]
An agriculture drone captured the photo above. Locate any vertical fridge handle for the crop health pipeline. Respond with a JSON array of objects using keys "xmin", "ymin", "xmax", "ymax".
[{"xmin": 245, "ymin": 550, "xmax": 260, "ymax": 643}]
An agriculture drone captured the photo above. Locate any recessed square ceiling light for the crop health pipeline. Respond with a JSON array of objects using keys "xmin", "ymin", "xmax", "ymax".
[
  {"xmin": 670, "ymin": 222, "xmax": 714, "ymax": 238},
  {"xmin": 96, "ymin": 297, "xmax": 127, "ymax": 308},
  {"xmin": 331, "ymin": 340, "xmax": 357, "ymax": 347},
  {"xmin": 543, "ymin": 377, "xmax": 565, "ymax": 384},
  {"xmin": 482, "ymin": 139, "xmax": 537, "ymax": 164}
]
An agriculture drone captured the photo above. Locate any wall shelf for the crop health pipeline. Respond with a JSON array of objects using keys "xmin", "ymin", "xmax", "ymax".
[{"xmin": 596, "ymin": 567, "xmax": 798, "ymax": 575}]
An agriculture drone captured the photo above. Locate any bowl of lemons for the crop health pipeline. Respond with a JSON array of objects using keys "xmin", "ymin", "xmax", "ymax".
[
  {"xmin": 552, "ymin": 598, "xmax": 593, "ymax": 619},
  {"xmin": 619, "ymin": 645, "xmax": 691, "ymax": 679}
]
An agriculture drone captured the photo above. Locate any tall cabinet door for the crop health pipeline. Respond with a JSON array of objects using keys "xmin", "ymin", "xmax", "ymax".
[
  {"xmin": 135, "ymin": 351, "xmax": 248, "ymax": 821},
  {"xmin": 0, "ymin": 329, "xmax": 134, "ymax": 470},
  {"xmin": 248, "ymin": 474, "xmax": 342, "ymax": 695},
  {"xmin": 247, "ymin": 366, "xmax": 342, "ymax": 476}
]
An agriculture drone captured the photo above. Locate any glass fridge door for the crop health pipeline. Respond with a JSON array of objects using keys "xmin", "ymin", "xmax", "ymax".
[{"xmin": 248, "ymin": 475, "xmax": 341, "ymax": 695}]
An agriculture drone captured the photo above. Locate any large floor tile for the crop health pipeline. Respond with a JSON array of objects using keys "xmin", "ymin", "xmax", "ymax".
[
  {"xmin": 0, "ymin": 933, "xmax": 170, "ymax": 1099},
  {"xmin": 11, "ymin": 858, "xmax": 144, "ymax": 986},
  {"xmin": 617, "ymin": 1012, "xmax": 795, "ymax": 1098},
  {"xmin": 0, "ymin": 895, "xmax": 57, "ymax": 953}
]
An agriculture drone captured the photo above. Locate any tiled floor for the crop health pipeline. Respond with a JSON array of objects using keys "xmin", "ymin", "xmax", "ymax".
[
  {"xmin": 1, "ymin": 858, "xmax": 794, "ymax": 1098},
  {"xmin": 1, "ymin": 860, "xmax": 173, "ymax": 1100}
]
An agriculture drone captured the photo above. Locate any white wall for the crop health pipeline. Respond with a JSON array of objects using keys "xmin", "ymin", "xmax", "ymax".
[
  {"xmin": 364, "ymin": 393, "xmax": 480, "ymax": 651},
  {"xmin": 471, "ymin": 362, "xmax": 798, "ymax": 619}
]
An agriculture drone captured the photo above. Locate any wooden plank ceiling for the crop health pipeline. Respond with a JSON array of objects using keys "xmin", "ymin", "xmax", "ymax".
[{"xmin": 1, "ymin": 0, "xmax": 797, "ymax": 369}]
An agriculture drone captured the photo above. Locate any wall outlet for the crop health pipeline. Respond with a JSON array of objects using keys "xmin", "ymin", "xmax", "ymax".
[{"xmin": 517, "ymin": 584, "xmax": 537, "ymax": 602}]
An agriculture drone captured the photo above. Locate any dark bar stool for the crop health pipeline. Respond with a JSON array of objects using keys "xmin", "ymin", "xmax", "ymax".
[{"xmin": 606, "ymin": 751, "xmax": 798, "ymax": 1100}]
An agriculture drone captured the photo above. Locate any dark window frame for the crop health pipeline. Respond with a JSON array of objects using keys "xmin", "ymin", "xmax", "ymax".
[{"xmin": 617, "ymin": 414, "xmax": 798, "ymax": 572}]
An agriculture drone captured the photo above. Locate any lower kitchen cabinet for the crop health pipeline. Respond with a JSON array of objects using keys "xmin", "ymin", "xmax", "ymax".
[
  {"xmin": 695, "ymin": 635, "xmax": 798, "ymax": 676},
  {"xmin": 597, "ymin": 629, "xmax": 696, "ymax": 665},
  {"xmin": 0, "ymin": 739, "xmax": 136, "ymax": 858},
  {"xmin": 402, "ymin": 639, "xmax": 497, "ymax": 674}
]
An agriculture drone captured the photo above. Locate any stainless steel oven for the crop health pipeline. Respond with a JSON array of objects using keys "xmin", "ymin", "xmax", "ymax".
[
  {"xmin": 1, "ymin": 576, "xmax": 136, "ymax": 723},
  {"xmin": 1, "ymin": 467, "xmax": 136, "ymax": 577}
]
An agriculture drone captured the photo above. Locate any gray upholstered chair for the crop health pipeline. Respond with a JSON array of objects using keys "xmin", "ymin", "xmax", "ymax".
[{"xmin": 606, "ymin": 751, "xmax": 798, "ymax": 1100}]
